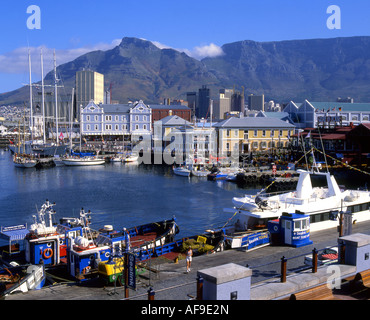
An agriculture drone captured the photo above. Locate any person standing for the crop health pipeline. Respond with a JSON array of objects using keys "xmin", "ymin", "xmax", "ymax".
[{"xmin": 186, "ymin": 246, "xmax": 193, "ymax": 273}]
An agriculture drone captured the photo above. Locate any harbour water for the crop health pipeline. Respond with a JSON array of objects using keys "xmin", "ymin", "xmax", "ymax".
[{"xmin": 0, "ymin": 149, "xmax": 252, "ymax": 237}]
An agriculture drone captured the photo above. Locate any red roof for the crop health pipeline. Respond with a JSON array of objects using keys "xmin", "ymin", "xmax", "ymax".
[{"xmin": 320, "ymin": 134, "xmax": 346, "ymax": 140}]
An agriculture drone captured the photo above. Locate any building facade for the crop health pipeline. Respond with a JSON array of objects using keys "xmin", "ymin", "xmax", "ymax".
[
  {"xmin": 150, "ymin": 105, "xmax": 191, "ymax": 123},
  {"xmin": 80, "ymin": 100, "xmax": 151, "ymax": 140},
  {"xmin": 76, "ymin": 70, "xmax": 105, "ymax": 118},
  {"xmin": 283, "ymin": 100, "xmax": 370, "ymax": 129},
  {"xmin": 213, "ymin": 117, "xmax": 295, "ymax": 156}
]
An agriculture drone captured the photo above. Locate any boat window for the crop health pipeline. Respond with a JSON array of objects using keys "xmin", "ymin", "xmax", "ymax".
[
  {"xmin": 301, "ymin": 219, "xmax": 307, "ymax": 229},
  {"xmin": 286, "ymin": 221, "xmax": 291, "ymax": 230},
  {"xmin": 294, "ymin": 220, "xmax": 301, "ymax": 230}
]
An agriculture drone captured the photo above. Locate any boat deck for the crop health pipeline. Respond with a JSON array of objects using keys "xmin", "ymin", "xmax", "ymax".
[{"xmin": 130, "ymin": 232, "xmax": 158, "ymax": 248}]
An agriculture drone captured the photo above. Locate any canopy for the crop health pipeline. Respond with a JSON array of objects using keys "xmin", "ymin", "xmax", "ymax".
[{"xmin": 0, "ymin": 225, "xmax": 29, "ymax": 241}]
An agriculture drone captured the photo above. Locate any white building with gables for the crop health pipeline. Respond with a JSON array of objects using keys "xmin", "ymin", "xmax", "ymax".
[{"xmin": 80, "ymin": 100, "xmax": 152, "ymax": 140}]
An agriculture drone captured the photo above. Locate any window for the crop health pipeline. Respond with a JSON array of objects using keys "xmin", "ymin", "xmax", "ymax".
[
  {"xmin": 234, "ymin": 130, "xmax": 238, "ymax": 137},
  {"xmin": 115, "ymin": 124, "xmax": 119, "ymax": 130},
  {"xmin": 135, "ymin": 115, "xmax": 139, "ymax": 121},
  {"xmin": 105, "ymin": 115, "xmax": 112, "ymax": 121},
  {"xmin": 294, "ymin": 220, "xmax": 301, "ymax": 230},
  {"xmin": 254, "ymin": 130, "xmax": 258, "ymax": 137},
  {"xmin": 115, "ymin": 116, "xmax": 119, "ymax": 121},
  {"xmin": 87, "ymin": 125, "xmax": 90, "ymax": 130},
  {"xmin": 279, "ymin": 130, "xmax": 283, "ymax": 136},
  {"xmin": 95, "ymin": 125, "xmax": 98, "ymax": 130},
  {"xmin": 226, "ymin": 143, "xmax": 230, "ymax": 150},
  {"xmin": 143, "ymin": 124, "xmax": 147, "ymax": 130},
  {"xmin": 270, "ymin": 130, "xmax": 274, "ymax": 137},
  {"xmin": 227, "ymin": 129, "xmax": 231, "ymax": 137},
  {"xmin": 86, "ymin": 115, "xmax": 90, "ymax": 121},
  {"xmin": 143, "ymin": 115, "xmax": 147, "ymax": 121},
  {"xmin": 262, "ymin": 130, "xmax": 266, "ymax": 137},
  {"xmin": 105, "ymin": 125, "xmax": 112, "ymax": 130},
  {"xmin": 95, "ymin": 116, "xmax": 98, "ymax": 121},
  {"xmin": 135, "ymin": 124, "xmax": 139, "ymax": 130}
]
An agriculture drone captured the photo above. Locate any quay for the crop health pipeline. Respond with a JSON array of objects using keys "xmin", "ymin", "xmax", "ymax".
[{"xmin": 5, "ymin": 219, "xmax": 370, "ymax": 301}]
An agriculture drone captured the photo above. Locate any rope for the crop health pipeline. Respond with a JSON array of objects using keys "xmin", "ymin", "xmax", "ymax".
[{"xmin": 313, "ymin": 147, "xmax": 370, "ymax": 177}]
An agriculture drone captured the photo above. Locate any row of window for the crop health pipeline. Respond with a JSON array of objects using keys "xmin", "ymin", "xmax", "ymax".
[
  {"xmin": 227, "ymin": 129, "xmax": 291, "ymax": 138},
  {"xmin": 85, "ymin": 115, "xmax": 149, "ymax": 122},
  {"xmin": 309, "ymin": 202, "xmax": 370, "ymax": 224},
  {"xmin": 85, "ymin": 124, "xmax": 149, "ymax": 131}
]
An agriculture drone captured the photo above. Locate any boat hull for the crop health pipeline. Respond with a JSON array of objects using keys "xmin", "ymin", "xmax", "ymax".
[{"xmin": 62, "ymin": 158, "xmax": 105, "ymax": 166}]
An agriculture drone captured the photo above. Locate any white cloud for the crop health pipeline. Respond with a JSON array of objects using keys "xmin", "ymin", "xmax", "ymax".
[
  {"xmin": 0, "ymin": 38, "xmax": 224, "ymax": 78},
  {"xmin": 150, "ymin": 40, "xmax": 224, "ymax": 60},
  {"xmin": 0, "ymin": 39, "xmax": 121, "ymax": 76}
]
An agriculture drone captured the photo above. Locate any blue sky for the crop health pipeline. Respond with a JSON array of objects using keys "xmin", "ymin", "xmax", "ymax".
[{"xmin": 1, "ymin": 0, "xmax": 370, "ymax": 94}]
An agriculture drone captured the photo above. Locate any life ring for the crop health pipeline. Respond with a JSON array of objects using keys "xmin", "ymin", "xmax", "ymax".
[
  {"xmin": 43, "ymin": 247, "xmax": 53, "ymax": 259},
  {"xmin": 82, "ymin": 266, "xmax": 91, "ymax": 274},
  {"xmin": 273, "ymin": 225, "xmax": 279, "ymax": 232}
]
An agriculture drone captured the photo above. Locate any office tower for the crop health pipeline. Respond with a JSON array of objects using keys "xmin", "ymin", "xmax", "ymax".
[
  {"xmin": 197, "ymin": 85, "xmax": 210, "ymax": 119},
  {"xmin": 187, "ymin": 92, "xmax": 197, "ymax": 118},
  {"xmin": 76, "ymin": 70, "xmax": 104, "ymax": 118},
  {"xmin": 216, "ymin": 88, "xmax": 232, "ymax": 119},
  {"xmin": 248, "ymin": 94, "xmax": 265, "ymax": 111},
  {"xmin": 231, "ymin": 91, "xmax": 245, "ymax": 113}
]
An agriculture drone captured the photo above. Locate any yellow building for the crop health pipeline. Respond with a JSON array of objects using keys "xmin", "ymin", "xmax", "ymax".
[
  {"xmin": 76, "ymin": 70, "xmax": 104, "ymax": 115},
  {"xmin": 213, "ymin": 117, "xmax": 295, "ymax": 155}
]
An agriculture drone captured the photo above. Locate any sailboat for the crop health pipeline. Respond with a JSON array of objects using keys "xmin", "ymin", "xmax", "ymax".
[
  {"xmin": 13, "ymin": 119, "xmax": 37, "ymax": 168},
  {"xmin": 8, "ymin": 49, "xmax": 68, "ymax": 157}
]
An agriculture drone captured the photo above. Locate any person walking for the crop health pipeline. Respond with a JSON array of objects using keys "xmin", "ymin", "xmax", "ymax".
[{"xmin": 186, "ymin": 246, "xmax": 193, "ymax": 273}]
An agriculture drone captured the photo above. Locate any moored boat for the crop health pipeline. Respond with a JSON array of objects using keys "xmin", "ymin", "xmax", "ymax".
[
  {"xmin": 173, "ymin": 166, "xmax": 191, "ymax": 177},
  {"xmin": 62, "ymin": 156, "xmax": 105, "ymax": 166},
  {"xmin": 13, "ymin": 154, "xmax": 37, "ymax": 168}
]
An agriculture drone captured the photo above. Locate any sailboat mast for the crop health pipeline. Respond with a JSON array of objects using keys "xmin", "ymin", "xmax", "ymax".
[
  {"xmin": 53, "ymin": 50, "xmax": 59, "ymax": 145},
  {"xmin": 28, "ymin": 49, "xmax": 33, "ymax": 141},
  {"xmin": 41, "ymin": 48, "xmax": 46, "ymax": 144}
]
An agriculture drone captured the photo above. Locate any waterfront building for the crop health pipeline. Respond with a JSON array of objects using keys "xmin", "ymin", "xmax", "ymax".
[
  {"xmin": 213, "ymin": 116, "xmax": 295, "ymax": 156},
  {"xmin": 186, "ymin": 92, "xmax": 197, "ymax": 119},
  {"xmin": 80, "ymin": 100, "xmax": 151, "ymax": 141},
  {"xmin": 153, "ymin": 115, "xmax": 216, "ymax": 164},
  {"xmin": 76, "ymin": 70, "xmax": 105, "ymax": 119},
  {"xmin": 284, "ymin": 100, "xmax": 370, "ymax": 129}
]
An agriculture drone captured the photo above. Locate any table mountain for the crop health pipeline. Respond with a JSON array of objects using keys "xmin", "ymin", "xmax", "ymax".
[{"xmin": 2, "ymin": 36, "xmax": 370, "ymax": 106}]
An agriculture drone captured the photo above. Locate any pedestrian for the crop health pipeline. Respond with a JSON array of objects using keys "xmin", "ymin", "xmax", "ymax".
[
  {"xmin": 123, "ymin": 227, "xmax": 130, "ymax": 252},
  {"xmin": 186, "ymin": 246, "xmax": 193, "ymax": 273}
]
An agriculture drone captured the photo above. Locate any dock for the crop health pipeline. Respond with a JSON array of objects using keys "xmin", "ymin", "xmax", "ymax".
[{"xmin": 5, "ymin": 219, "xmax": 370, "ymax": 301}]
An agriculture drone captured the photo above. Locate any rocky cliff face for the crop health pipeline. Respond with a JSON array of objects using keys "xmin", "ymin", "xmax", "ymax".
[{"xmin": 2, "ymin": 36, "xmax": 370, "ymax": 106}]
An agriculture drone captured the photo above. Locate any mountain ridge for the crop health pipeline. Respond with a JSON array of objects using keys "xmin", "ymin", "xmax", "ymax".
[{"xmin": 2, "ymin": 36, "xmax": 370, "ymax": 106}]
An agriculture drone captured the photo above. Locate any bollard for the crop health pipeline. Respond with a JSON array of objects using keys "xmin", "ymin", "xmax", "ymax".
[
  {"xmin": 148, "ymin": 287, "xmax": 155, "ymax": 300},
  {"xmin": 280, "ymin": 256, "xmax": 287, "ymax": 283},
  {"xmin": 196, "ymin": 275, "xmax": 203, "ymax": 300},
  {"xmin": 312, "ymin": 248, "xmax": 318, "ymax": 273}
]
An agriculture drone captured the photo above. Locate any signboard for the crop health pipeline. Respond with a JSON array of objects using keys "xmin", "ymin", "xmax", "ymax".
[
  {"xmin": 126, "ymin": 252, "xmax": 136, "ymax": 290},
  {"xmin": 343, "ymin": 213, "xmax": 353, "ymax": 236}
]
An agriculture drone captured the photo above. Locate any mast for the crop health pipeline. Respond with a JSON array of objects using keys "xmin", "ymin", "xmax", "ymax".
[
  {"xmin": 41, "ymin": 48, "xmax": 46, "ymax": 144},
  {"xmin": 28, "ymin": 49, "xmax": 33, "ymax": 141},
  {"xmin": 70, "ymin": 88, "xmax": 74, "ymax": 152},
  {"xmin": 53, "ymin": 50, "xmax": 59, "ymax": 145}
]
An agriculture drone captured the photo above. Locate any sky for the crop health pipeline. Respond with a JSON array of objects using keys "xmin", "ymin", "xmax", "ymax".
[{"xmin": 1, "ymin": 0, "xmax": 370, "ymax": 94}]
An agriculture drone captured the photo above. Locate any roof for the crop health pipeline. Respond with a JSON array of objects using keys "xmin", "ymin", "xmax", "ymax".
[
  {"xmin": 156, "ymin": 115, "xmax": 192, "ymax": 126},
  {"xmin": 149, "ymin": 104, "xmax": 190, "ymax": 110},
  {"xmin": 320, "ymin": 133, "xmax": 347, "ymax": 140},
  {"xmin": 213, "ymin": 117, "xmax": 295, "ymax": 129},
  {"xmin": 100, "ymin": 104, "xmax": 131, "ymax": 113},
  {"xmin": 310, "ymin": 102, "xmax": 370, "ymax": 112},
  {"xmin": 0, "ymin": 225, "xmax": 29, "ymax": 241}
]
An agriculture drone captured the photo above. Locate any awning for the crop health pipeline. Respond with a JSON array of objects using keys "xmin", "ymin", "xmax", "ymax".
[{"xmin": 0, "ymin": 225, "xmax": 29, "ymax": 241}]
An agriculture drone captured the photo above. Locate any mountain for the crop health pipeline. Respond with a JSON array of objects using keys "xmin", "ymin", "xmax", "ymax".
[
  {"xmin": 2, "ymin": 36, "xmax": 370, "ymax": 106},
  {"xmin": 202, "ymin": 36, "xmax": 370, "ymax": 102}
]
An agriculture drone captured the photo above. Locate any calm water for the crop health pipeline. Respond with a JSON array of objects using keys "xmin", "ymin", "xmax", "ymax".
[{"xmin": 0, "ymin": 149, "xmax": 253, "ymax": 237}]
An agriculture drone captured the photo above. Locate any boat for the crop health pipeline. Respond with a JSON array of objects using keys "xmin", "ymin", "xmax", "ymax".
[
  {"xmin": 123, "ymin": 153, "xmax": 139, "ymax": 163},
  {"xmin": 0, "ymin": 264, "xmax": 45, "ymax": 297},
  {"xmin": 13, "ymin": 154, "xmax": 37, "ymax": 168},
  {"xmin": 208, "ymin": 167, "xmax": 240, "ymax": 181},
  {"xmin": 173, "ymin": 166, "xmax": 191, "ymax": 177},
  {"xmin": 62, "ymin": 156, "xmax": 105, "ymax": 166},
  {"xmin": 53, "ymin": 155, "xmax": 65, "ymax": 166},
  {"xmin": 191, "ymin": 166, "xmax": 210, "ymax": 177},
  {"xmin": 230, "ymin": 167, "xmax": 370, "ymax": 235},
  {"xmin": 98, "ymin": 230, "xmax": 224, "ymax": 286},
  {"xmin": 66, "ymin": 217, "xmax": 179, "ymax": 281}
]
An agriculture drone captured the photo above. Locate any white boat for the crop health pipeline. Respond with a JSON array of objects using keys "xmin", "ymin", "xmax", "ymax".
[
  {"xmin": 173, "ymin": 166, "xmax": 191, "ymax": 177},
  {"xmin": 62, "ymin": 157, "xmax": 105, "ymax": 166},
  {"xmin": 229, "ymin": 168, "xmax": 370, "ymax": 235},
  {"xmin": 53, "ymin": 155, "xmax": 65, "ymax": 166},
  {"xmin": 123, "ymin": 153, "xmax": 139, "ymax": 163},
  {"xmin": 191, "ymin": 167, "xmax": 210, "ymax": 177},
  {"xmin": 13, "ymin": 154, "xmax": 37, "ymax": 168}
]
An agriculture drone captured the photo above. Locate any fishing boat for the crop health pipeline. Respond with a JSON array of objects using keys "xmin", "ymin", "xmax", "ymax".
[
  {"xmin": 230, "ymin": 167, "xmax": 370, "ymax": 235},
  {"xmin": 13, "ymin": 154, "xmax": 37, "ymax": 168},
  {"xmin": 66, "ymin": 217, "xmax": 179, "ymax": 281},
  {"xmin": 173, "ymin": 166, "xmax": 191, "ymax": 177},
  {"xmin": 98, "ymin": 230, "xmax": 224, "ymax": 286},
  {"xmin": 62, "ymin": 156, "xmax": 105, "ymax": 166},
  {"xmin": 0, "ymin": 264, "xmax": 45, "ymax": 297}
]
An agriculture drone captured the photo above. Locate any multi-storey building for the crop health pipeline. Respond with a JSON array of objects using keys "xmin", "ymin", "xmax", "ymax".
[
  {"xmin": 80, "ymin": 100, "xmax": 151, "ymax": 141},
  {"xmin": 213, "ymin": 116, "xmax": 295, "ymax": 156}
]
